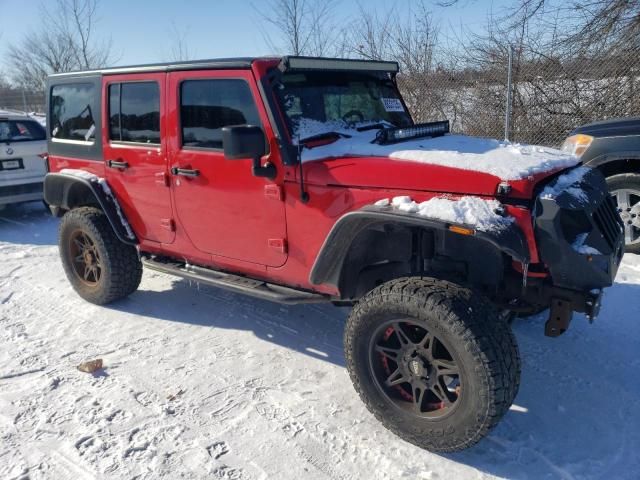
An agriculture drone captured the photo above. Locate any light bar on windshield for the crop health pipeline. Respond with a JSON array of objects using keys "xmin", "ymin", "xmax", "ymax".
[
  {"xmin": 375, "ymin": 120, "xmax": 450, "ymax": 145},
  {"xmin": 279, "ymin": 56, "xmax": 399, "ymax": 73}
]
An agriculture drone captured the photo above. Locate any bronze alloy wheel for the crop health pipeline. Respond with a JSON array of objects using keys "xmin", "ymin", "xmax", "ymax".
[
  {"xmin": 59, "ymin": 207, "xmax": 142, "ymax": 304},
  {"xmin": 68, "ymin": 229, "xmax": 102, "ymax": 287}
]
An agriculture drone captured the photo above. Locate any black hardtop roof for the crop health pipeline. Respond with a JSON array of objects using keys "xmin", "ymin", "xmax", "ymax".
[
  {"xmin": 47, "ymin": 57, "xmax": 265, "ymax": 78},
  {"xmin": 47, "ymin": 56, "xmax": 399, "ymax": 79}
]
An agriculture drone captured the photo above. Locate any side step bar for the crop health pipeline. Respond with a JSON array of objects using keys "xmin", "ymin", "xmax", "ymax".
[{"xmin": 142, "ymin": 256, "xmax": 329, "ymax": 305}]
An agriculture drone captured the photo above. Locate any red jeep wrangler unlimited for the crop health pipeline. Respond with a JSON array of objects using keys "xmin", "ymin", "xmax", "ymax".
[{"xmin": 43, "ymin": 56, "xmax": 624, "ymax": 452}]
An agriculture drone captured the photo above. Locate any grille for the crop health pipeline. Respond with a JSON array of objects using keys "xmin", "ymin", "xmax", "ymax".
[{"xmin": 592, "ymin": 196, "xmax": 623, "ymax": 249}]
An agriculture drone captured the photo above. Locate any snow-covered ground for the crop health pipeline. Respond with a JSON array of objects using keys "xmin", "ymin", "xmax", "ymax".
[{"xmin": 1, "ymin": 202, "xmax": 639, "ymax": 480}]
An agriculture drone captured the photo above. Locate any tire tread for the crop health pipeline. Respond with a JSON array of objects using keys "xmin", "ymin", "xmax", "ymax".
[{"xmin": 344, "ymin": 276, "xmax": 520, "ymax": 452}]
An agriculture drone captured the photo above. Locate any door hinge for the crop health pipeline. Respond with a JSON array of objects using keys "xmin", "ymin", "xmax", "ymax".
[
  {"xmin": 264, "ymin": 184, "xmax": 284, "ymax": 201},
  {"xmin": 155, "ymin": 172, "xmax": 170, "ymax": 187},
  {"xmin": 160, "ymin": 218, "xmax": 176, "ymax": 232},
  {"xmin": 268, "ymin": 238, "xmax": 287, "ymax": 254}
]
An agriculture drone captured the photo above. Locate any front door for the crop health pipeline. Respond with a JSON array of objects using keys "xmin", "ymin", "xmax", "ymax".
[
  {"xmin": 167, "ymin": 70, "xmax": 287, "ymax": 267},
  {"xmin": 103, "ymin": 73, "xmax": 174, "ymax": 244}
]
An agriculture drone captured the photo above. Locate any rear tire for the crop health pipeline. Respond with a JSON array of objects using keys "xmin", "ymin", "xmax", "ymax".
[
  {"xmin": 606, "ymin": 173, "xmax": 640, "ymax": 254},
  {"xmin": 59, "ymin": 207, "xmax": 142, "ymax": 304},
  {"xmin": 344, "ymin": 277, "xmax": 520, "ymax": 452}
]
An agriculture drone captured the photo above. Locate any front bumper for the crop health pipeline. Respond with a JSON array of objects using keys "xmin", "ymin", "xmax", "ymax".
[
  {"xmin": 532, "ymin": 167, "xmax": 624, "ymax": 334},
  {"xmin": 535, "ymin": 167, "xmax": 624, "ymax": 291}
]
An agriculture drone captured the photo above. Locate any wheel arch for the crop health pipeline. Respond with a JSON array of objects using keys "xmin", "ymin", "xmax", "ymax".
[
  {"xmin": 584, "ymin": 150, "xmax": 640, "ymax": 178},
  {"xmin": 309, "ymin": 208, "xmax": 530, "ymax": 300},
  {"xmin": 44, "ymin": 173, "xmax": 137, "ymax": 245}
]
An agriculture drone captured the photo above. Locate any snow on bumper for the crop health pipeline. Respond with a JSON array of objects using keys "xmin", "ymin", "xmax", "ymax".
[{"xmin": 534, "ymin": 167, "xmax": 624, "ymax": 291}]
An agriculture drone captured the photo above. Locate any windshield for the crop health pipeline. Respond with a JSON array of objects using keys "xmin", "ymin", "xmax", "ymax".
[
  {"xmin": 273, "ymin": 71, "xmax": 413, "ymax": 141},
  {"xmin": 0, "ymin": 119, "xmax": 46, "ymax": 143}
]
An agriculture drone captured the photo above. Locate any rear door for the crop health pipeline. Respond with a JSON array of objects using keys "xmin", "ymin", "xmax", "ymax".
[
  {"xmin": 167, "ymin": 70, "xmax": 287, "ymax": 267},
  {"xmin": 102, "ymin": 74, "xmax": 174, "ymax": 244}
]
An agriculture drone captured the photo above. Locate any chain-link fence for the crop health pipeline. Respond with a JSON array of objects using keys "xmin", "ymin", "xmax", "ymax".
[
  {"xmin": 0, "ymin": 88, "xmax": 46, "ymax": 115},
  {"xmin": 398, "ymin": 44, "xmax": 640, "ymax": 147}
]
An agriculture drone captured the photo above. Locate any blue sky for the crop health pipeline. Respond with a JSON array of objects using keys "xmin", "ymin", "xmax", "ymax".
[{"xmin": 0, "ymin": 0, "xmax": 509, "ymax": 67}]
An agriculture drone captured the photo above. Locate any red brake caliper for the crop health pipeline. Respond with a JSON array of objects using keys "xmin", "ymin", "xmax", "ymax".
[{"xmin": 380, "ymin": 327, "xmax": 413, "ymax": 401}]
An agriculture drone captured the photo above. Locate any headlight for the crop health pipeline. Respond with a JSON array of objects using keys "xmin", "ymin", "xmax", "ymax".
[{"xmin": 561, "ymin": 134, "xmax": 593, "ymax": 157}]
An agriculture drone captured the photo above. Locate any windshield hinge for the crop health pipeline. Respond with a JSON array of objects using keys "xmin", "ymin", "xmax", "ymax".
[{"xmin": 297, "ymin": 137, "xmax": 310, "ymax": 203}]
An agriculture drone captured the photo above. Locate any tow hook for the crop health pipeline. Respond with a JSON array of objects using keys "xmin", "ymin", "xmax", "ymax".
[
  {"xmin": 585, "ymin": 289, "xmax": 603, "ymax": 323},
  {"xmin": 545, "ymin": 298, "xmax": 573, "ymax": 337},
  {"xmin": 544, "ymin": 290, "xmax": 603, "ymax": 337}
]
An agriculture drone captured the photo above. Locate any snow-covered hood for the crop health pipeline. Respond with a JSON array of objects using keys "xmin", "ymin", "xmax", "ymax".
[{"xmin": 301, "ymin": 130, "xmax": 581, "ymax": 198}]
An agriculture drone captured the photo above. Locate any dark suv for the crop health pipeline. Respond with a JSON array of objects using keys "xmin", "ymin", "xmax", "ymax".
[
  {"xmin": 43, "ymin": 56, "xmax": 624, "ymax": 452},
  {"xmin": 562, "ymin": 117, "xmax": 640, "ymax": 253}
]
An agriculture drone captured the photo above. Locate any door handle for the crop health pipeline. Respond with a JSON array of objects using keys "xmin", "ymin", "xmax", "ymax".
[
  {"xmin": 171, "ymin": 167, "xmax": 200, "ymax": 177},
  {"xmin": 107, "ymin": 159, "xmax": 129, "ymax": 169}
]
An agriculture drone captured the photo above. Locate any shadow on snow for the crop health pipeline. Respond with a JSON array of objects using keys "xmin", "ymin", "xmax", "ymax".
[{"xmin": 110, "ymin": 273, "xmax": 640, "ymax": 479}]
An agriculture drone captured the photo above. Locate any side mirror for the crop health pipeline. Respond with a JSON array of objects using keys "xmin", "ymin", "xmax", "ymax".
[
  {"xmin": 222, "ymin": 125, "xmax": 266, "ymax": 159},
  {"xmin": 222, "ymin": 125, "xmax": 276, "ymax": 179}
]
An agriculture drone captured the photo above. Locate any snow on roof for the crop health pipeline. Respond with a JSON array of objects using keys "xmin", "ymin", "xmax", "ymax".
[
  {"xmin": 375, "ymin": 195, "xmax": 514, "ymax": 232},
  {"xmin": 298, "ymin": 120, "xmax": 580, "ymax": 181}
]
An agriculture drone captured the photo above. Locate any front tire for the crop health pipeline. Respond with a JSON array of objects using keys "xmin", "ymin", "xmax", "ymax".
[
  {"xmin": 344, "ymin": 277, "xmax": 520, "ymax": 452},
  {"xmin": 606, "ymin": 173, "xmax": 640, "ymax": 254},
  {"xmin": 59, "ymin": 207, "xmax": 142, "ymax": 305}
]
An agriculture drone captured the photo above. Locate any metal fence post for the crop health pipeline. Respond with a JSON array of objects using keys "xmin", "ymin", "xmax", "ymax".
[
  {"xmin": 504, "ymin": 45, "xmax": 514, "ymax": 142},
  {"xmin": 21, "ymin": 88, "xmax": 28, "ymax": 113}
]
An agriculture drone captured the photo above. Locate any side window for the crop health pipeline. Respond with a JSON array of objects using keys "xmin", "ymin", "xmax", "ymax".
[
  {"xmin": 51, "ymin": 83, "xmax": 96, "ymax": 142},
  {"xmin": 108, "ymin": 82, "xmax": 160, "ymax": 144},
  {"xmin": 180, "ymin": 79, "xmax": 261, "ymax": 149},
  {"xmin": 108, "ymin": 84, "xmax": 120, "ymax": 141}
]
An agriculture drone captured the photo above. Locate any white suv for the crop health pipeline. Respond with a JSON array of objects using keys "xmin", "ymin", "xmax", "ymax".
[{"xmin": 0, "ymin": 111, "xmax": 47, "ymax": 207}]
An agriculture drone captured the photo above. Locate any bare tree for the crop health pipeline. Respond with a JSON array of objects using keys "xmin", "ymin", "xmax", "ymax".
[
  {"xmin": 6, "ymin": 0, "xmax": 114, "ymax": 90},
  {"xmin": 254, "ymin": 0, "xmax": 340, "ymax": 56},
  {"xmin": 345, "ymin": 4, "xmax": 394, "ymax": 60},
  {"xmin": 166, "ymin": 22, "xmax": 194, "ymax": 61}
]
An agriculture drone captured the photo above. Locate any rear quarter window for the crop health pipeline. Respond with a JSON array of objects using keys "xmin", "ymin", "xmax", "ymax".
[
  {"xmin": 0, "ymin": 120, "xmax": 46, "ymax": 143},
  {"xmin": 50, "ymin": 83, "xmax": 96, "ymax": 142}
]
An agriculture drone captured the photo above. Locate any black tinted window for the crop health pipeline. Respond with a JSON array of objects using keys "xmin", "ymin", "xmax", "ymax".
[
  {"xmin": 180, "ymin": 79, "xmax": 260, "ymax": 149},
  {"xmin": 108, "ymin": 83, "xmax": 120, "ymax": 141},
  {"xmin": 109, "ymin": 82, "xmax": 160, "ymax": 144},
  {"xmin": 0, "ymin": 120, "xmax": 46, "ymax": 143},
  {"xmin": 51, "ymin": 83, "xmax": 96, "ymax": 141}
]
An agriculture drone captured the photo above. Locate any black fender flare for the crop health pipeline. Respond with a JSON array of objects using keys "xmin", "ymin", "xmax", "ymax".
[
  {"xmin": 309, "ymin": 206, "xmax": 530, "ymax": 289},
  {"xmin": 43, "ymin": 172, "xmax": 138, "ymax": 245}
]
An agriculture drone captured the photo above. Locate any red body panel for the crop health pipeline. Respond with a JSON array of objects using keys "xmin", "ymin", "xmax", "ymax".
[
  {"xmin": 48, "ymin": 63, "xmax": 554, "ymax": 295},
  {"xmin": 101, "ymin": 73, "xmax": 175, "ymax": 245},
  {"xmin": 165, "ymin": 69, "xmax": 288, "ymax": 267}
]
